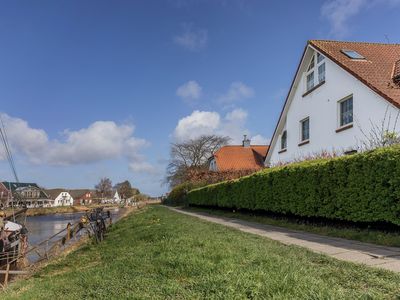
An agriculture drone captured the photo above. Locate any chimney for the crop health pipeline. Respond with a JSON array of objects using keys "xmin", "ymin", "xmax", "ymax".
[
  {"xmin": 393, "ymin": 59, "xmax": 400, "ymax": 85},
  {"xmin": 242, "ymin": 134, "xmax": 251, "ymax": 147}
]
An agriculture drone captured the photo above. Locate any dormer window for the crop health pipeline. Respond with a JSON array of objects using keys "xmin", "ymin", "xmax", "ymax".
[{"xmin": 305, "ymin": 52, "xmax": 325, "ymax": 93}]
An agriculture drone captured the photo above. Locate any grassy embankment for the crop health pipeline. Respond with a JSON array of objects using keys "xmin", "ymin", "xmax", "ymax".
[
  {"xmin": 3, "ymin": 206, "xmax": 400, "ymax": 299},
  {"xmin": 186, "ymin": 206, "xmax": 400, "ymax": 248}
]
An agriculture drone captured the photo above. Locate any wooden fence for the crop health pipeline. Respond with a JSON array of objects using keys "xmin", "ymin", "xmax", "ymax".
[{"xmin": 0, "ymin": 211, "xmax": 113, "ymax": 288}]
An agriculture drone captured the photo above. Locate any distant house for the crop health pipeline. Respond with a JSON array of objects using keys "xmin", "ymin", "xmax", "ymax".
[
  {"xmin": 45, "ymin": 189, "xmax": 74, "ymax": 207},
  {"xmin": 0, "ymin": 182, "xmax": 51, "ymax": 208},
  {"xmin": 209, "ymin": 136, "xmax": 269, "ymax": 172},
  {"xmin": 69, "ymin": 189, "xmax": 93, "ymax": 206},
  {"xmin": 265, "ymin": 40, "xmax": 400, "ymax": 166},
  {"xmin": 113, "ymin": 191, "xmax": 122, "ymax": 204}
]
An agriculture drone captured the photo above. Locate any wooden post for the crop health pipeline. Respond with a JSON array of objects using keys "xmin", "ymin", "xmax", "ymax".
[
  {"xmin": 45, "ymin": 241, "xmax": 49, "ymax": 260},
  {"xmin": 4, "ymin": 257, "xmax": 10, "ymax": 287},
  {"xmin": 66, "ymin": 223, "xmax": 71, "ymax": 242}
]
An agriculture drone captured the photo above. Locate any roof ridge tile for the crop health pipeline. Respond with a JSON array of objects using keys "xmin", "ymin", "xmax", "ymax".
[{"xmin": 309, "ymin": 40, "xmax": 400, "ymax": 46}]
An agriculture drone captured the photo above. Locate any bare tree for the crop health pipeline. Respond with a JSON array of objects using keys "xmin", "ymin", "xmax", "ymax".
[
  {"xmin": 114, "ymin": 180, "xmax": 138, "ymax": 199},
  {"xmin": 166, "ymin": 135, "xmax": 230, "ymax": 187},
  {"xmin": 95, "ymin": 177, "xmax": 113, "ymax": 200},
  {"xmin": 358, "ymin": 106, "xmax": 400, "ymax": 151}
]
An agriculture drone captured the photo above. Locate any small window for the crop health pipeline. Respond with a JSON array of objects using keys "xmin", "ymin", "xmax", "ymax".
[
  {"xmin": 317, "ymin": 53, "xmax": 325, "ymax": 63},
  {"xmin": 307, "ymin": 56, "xmax": 315, "ymax": 71},
  {"xmin": 341, "ymin": 50, "xmax": 365, "ymax": 60},
  {"xmin": 300, "ymin": 118, "xmax": 310, "ymax": 141},
  {"xmin": 281, "ymin": 130, "xmax": 287, "ymax": 150},
  {"xmin": 339, "ymin": 96, "xmax": 353, "ymax": 127},
  {"xmin": 306, "ymin": 72, "xmax": 314, "ymax": 91},
  {"xmin": 318, "ymin": 63, "xmax": 325, "ymax": 83}
]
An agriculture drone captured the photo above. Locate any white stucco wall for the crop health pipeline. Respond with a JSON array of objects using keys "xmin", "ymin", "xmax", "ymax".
[
  {"xmin": 267, "ymin": 46, "xmax": 400, "ymax": 165},
  {"xmin": 54, "ymin": 192, "xmax": 74, "ymax": 206}
]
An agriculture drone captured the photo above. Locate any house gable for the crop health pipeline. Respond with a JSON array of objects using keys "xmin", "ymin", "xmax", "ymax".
[{"xmin": 265, "ymin": 40, "xmax": 400, "ymax": 166}]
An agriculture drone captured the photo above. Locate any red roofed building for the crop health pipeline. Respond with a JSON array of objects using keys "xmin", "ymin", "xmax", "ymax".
[
  {"xmin": 209, "ymin": 136, "xmax": 268, "ymax": 171},
  {"xmin": 266, "ymin": 40, "xmax": 400, "ymax": 166}
]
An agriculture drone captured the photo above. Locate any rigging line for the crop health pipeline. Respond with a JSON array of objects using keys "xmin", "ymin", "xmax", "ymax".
[
  {"xmin": 0, "ymin": 114, "xmax": 20, "ymax": 220},
  {"xmin": 0, "ymin": 127, "xmax": 14, "ymax": 175},
  {"xmin": 7, "ymin": 181, "xmax": 16, "ymax": 222},
  {"xmin": 0, "ymin": 126, "xmax": 17, "ymax": 219},
  {"xmin": 0, "ymin": 115, "xmax": 19, "ymax": 220},
  {"xmin": 0, "ymin": 116, "xmax": 18, "ymax": 181},
  {"xmin": 0, "ymin": 127, "xmax": 18, "ymax": 182},
  {"xmin": 0, "ymin": 115, "xmax": 19, "ymax": 182},
  {"xmin": 0, "ymin": 126, "xmax": 13, "ymax": 172}
]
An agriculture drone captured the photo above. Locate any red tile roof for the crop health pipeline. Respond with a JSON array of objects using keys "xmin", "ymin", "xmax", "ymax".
[
  {"xmin": 309, "ymin": 40, "xmax": 400, "ymax": 107},
  {"xmin": 213, "ymin": 145, "xmax": 268, "ymax": 171}
]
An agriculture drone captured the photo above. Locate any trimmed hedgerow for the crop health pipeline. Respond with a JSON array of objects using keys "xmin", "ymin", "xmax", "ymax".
[
  {"xmin": 164, "ymin": 182, "xmax": 207, "ymax": 206},
  {"xmin": 187, "ymin": 146, "xmax": 400, "ymax": 225}
]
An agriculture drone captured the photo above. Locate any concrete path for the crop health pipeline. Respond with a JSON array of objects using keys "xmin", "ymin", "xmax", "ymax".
[{"xmin": 167, "ymin": 207, "xmax": 400, "ymax": 273}]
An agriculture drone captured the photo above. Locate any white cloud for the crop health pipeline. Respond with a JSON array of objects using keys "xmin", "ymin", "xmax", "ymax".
[
  {"xmin": 251, "ymin": 134, "xmax": 270, "ymax": 145},
  {"xmin": 218, "ymin": 82, "xmax": 254, "ymax": 105},
  {"xmin": 174, "ymin": 24, "xmax": 208, "ymax": 51},
  {"xmin": 321, "ymin": 0, "xmax": 364, "ymax": 37},
  {"xmin": 129, "ymin": 161, "xmax": 158, "ymax": 174},
  {"xmin": 0, "ymin": 113, "xmax": 155, "ymax": 174},
  {"xmin": 225, "ymin": 108, "xmax": 248, "ymax": 123},
  {"xmin": 173, "ymin": 108, "xmax": 268, "ymax": 145},
  {"xmin": 174, "ymin": 110, "xmax": 220, "ymax": 141},
  {"xmin": 176, "ymin": 80, "xmax": 202, "ymax": 102},
  {"xmin": 321, "ymin": 0, "xmax": 400, "ymax": 37}
]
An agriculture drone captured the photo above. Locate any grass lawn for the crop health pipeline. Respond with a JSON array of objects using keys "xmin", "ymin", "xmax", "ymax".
[
  {"xmin": 186, "ymin": 206, "xmax": 400, "ymax": 248},
  {"xmin": 4, "ymin": 205, "xmax": 400, "ymax": 299}
]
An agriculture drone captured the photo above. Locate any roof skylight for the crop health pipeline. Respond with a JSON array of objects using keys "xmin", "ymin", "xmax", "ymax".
[{"xmin": 341, "ymin": 49, "xmax": 365, "ymax": 60}]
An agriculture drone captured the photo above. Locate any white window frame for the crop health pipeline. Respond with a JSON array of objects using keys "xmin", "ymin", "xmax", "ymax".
[
  {"xmin": 337, "ymin": 95, "xmax": 354, "ymax": 129},
  {"xmin": 280, "ymin": 130, "xmax": 287, "ymax": 151},
  {"xmin": 305, "ymin": 52, "xmax": 325, "ymax": 92},
  {"xmin": 299, "ymin": 117, "xmax": 310, "ymax": 142}
]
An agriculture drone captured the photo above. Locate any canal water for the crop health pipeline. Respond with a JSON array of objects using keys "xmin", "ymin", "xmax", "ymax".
[{"xmin": 25, "ymin": 207, "xmax": 128, "ymax": 247}]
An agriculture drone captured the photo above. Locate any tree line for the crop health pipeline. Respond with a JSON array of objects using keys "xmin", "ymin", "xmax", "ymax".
[{"xmin": 94, "ymin": 178, "xmax": 146, "ymax": 200}]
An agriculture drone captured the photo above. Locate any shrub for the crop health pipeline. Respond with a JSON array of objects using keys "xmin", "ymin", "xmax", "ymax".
[
  {"xmin": 187, "ymin": 146, "xmax": 400, "ymax": 225},
  {"xmin": 164, "ymin": 182, "xmax": 206, "ymax": 206}
]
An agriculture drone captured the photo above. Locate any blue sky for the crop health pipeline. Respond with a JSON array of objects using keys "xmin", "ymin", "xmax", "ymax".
[{"xmin": 0, "ymin": 0, "xmax": 399, "ymax": 196}]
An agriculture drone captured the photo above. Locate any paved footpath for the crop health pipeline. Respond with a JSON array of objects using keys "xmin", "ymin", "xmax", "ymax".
[{"xmin": 167, "ymin": 207, "xmax": 400, "ymax": 273}]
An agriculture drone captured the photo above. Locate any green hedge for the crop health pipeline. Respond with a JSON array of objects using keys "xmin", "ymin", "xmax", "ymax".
[
  {"xmin": 164, "ymin": 182, "xmax": 206, "ymax": 206},
  {"xmin": 187, "ymin": 146, "xmax": 400, "ymax": 225}
]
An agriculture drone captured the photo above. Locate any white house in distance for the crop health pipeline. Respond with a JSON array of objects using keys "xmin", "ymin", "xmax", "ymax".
[
  {"xmin": 113, "ymin": 191, "xmax": 122, "ymax": 204},
  {"xmin": 265, "ymin": 40, "xmax": 400, "ymax": 166},
  {"xmin": 45, "ymin": 189, "xmax": 74, "ymax": 207}
]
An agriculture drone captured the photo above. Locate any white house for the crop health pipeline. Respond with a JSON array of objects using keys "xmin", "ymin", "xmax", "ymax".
[
  {"xmin": 45, "ymin": 189, "xmax": 74, "ymax": 207},
  {"xmin": 265, "ymin": 40, "xmax": 400, "ymax": 166},
  {"xmin": 113, "ymin": 191, "xmax": 122, "ymax": 204}
]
